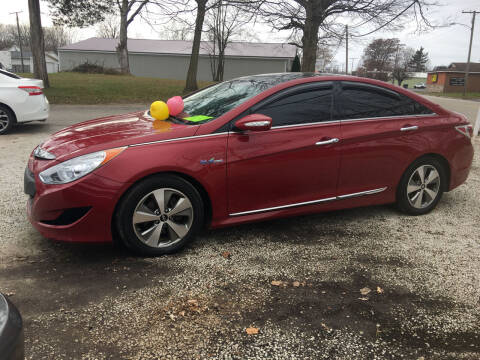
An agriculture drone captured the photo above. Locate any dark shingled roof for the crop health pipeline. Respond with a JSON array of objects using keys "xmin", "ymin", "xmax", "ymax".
[{"xmin": 448, "ymin": 62, "xmax": 480, "ymax": 72}]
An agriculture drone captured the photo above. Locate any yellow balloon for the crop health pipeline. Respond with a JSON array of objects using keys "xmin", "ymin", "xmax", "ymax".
[{"xmin": 150, "ymin": 100, "xmax": 170, "ymax": 121}]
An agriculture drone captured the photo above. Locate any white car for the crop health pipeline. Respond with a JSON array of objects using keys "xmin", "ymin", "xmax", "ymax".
[
  {"xmin": 0, "ymin": 69, "xmax": 49, "ymax": 134},
  {"xmin": 414, "ymin": 83, "xmax": 426, "ymax": 89}
]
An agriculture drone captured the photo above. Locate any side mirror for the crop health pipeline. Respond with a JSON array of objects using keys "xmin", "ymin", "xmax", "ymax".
[{"xmin": 234, "ymin": 114, "xmax": 272, "ymax": 132}]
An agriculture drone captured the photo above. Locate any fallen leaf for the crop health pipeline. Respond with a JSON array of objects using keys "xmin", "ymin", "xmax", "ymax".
[
  {"xmin": 271, "ymin": 280, "xmax": 283, "ymax": 286},
  {"xmin": 246, "ymin": 327, "xmax": 259, "ymax": 335},
  {"xmin": 360, "ymin": 287, "xmax": 371, "ymax": 296},
  {"xmin": 221, "ymin": 251, "xmax": 231, "ymax": 259},
  {"xmin": 179, "ymin": 311, "xmax": 186, "ymax": 316},
  {"xmin": 292, "ymin": 281, "xmax": 300, "ymax": 287},
  {"xmin": 169, "ymin": 313, "xmax": 176, "ymax": 321},
  {"xmin": 377, "ymin": 286, "xmax": 384, "ymax": 294},
  {"xmin": 187, "ymin": 299, "xmax": 199, "ymax": 306}
]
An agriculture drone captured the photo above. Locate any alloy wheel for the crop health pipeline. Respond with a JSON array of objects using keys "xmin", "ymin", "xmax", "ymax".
[
  {"xmin": 0, "ymin": 110, "xmax": 9, "ymax": 132},
  {"xmin": 132, "ymin": 188, "xmax": 194, "ymax": 248},
  {"xmin": 407, "ymin": 165, "xmax": 441, "ymax": 209}
]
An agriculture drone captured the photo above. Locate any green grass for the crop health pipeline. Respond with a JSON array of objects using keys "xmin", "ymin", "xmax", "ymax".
[
  {"xmin": 422, "ymin": 92, "xmax": 480, "ymax": 100},
  {"xmin": 19, "ymin": 72, "xmax": 214, "ymax": 104}
]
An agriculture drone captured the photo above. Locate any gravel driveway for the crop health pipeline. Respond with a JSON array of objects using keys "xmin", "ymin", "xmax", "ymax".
[{"xmin": 0, "ymin": 101, "xmax": 479, "ymax": 359}]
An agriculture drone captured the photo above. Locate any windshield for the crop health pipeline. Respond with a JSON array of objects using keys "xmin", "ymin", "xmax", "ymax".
[{"xmin": 178, "ymin": 73, "xmax": 310, "ymax": 124}]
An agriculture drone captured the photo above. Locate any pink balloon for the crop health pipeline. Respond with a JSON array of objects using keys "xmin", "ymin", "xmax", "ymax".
[{"xmin": 167, "ymin": 96, "xmax": 184, "ymax": 116}]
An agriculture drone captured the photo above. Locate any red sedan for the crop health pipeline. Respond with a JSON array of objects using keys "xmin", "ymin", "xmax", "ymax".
[{"xmin": 25, "ymin": 74, "xmax": 474, "ymax": 255}]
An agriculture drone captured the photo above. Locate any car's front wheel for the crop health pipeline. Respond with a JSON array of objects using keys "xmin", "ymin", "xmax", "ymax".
[
  {"xmin": 397, "ymin": 157, "xmax": 446, "ymax": 215},
  {"xmin": 115, "ymin": 174, "xmax": 204, "ymax": 256},
  {"xmin": 0, "ymin": 105, "xmax": 15, "ymax": 135}
]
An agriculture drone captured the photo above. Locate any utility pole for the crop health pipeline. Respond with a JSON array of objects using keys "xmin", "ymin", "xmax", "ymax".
[
  {"xmin": 345, "ymin": 25, "xmax": 349, "ymax": 74},
  {"xmin": 462, "ymin": 10, "xmax": 479, "ymax": 97},
  {"xmin": 10, "ymin": 11, "xmax": 24, "ymax": 73}
]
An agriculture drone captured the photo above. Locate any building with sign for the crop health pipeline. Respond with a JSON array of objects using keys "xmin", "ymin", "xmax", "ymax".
[{"xmin": 427, "ymin": 62, "xmax": 480, "ymax": 93}]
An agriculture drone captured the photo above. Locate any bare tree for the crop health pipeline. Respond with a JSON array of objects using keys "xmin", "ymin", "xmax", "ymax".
[
  {"xmin": 316, "ymin": 45, "xmax": 334, "ymax": 71},
  {"xmin": 96, "ymin": 15, "xmax": 120, "ymax": 38},
  {"xmin": 392, "ymin": 46, "xmax": 415, "ymax": 86},
  {"xmin": 0, "ymin": 24, "xmax": 72, "ymax": 52},
  {"xmin": 363, "ymin": 38, "xmax": 401, "ymax": 72},
  {"xmin": 0, "ymin": 25, "xmax": 17, "ymax": 50},
  {"xmin": 0, "ymin": 24, "xmax": 30, "ymax": 51},
  {"xmin": 157, "ymin": 22, "xmax": 193, "ymax": 40},
  {"xmin": 184, "ymin": 0, "xmax": 210, "ymax": 92},
  {"xmin": 43, "ymin": 26, "xmax": 74, "ymax": 51},
  {"xmin": 244, "ymin": 0, "xmax": 437, "ymax": 72},
  {"xmin": 28, "ymin": 0, "xmax": 49, "ymax": 87},
  {"xmin": 204, "ymin": 0, "xmax": 250, "ymax": 81}
]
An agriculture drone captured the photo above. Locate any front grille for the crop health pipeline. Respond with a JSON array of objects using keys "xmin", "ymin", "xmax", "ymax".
[
  {"xmin": 40, "ymin": 207, "xmax": 91, "ymax": 226},
  {"xmin": 24, "ymin": 167, "xmax": 36, "ymax": 197}
]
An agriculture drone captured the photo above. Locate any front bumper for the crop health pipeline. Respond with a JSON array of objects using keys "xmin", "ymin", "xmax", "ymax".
[{"xmin": 25, "ymin": 167, "xmax": 128, "ymax": 243}]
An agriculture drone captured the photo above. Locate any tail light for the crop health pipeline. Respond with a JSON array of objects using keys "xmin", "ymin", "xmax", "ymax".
[
  {"xmin": 455, "ymin": 124, "xmax": 473, "ymax": 138},
  {"xmin": 18, "ymin": 86, "xmax": 43, "ymax": 96}
]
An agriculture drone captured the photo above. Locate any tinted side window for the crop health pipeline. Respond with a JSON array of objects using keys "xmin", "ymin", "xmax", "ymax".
[
  {"xmin": 336, "ymin": 83, "xmax": 432, "ymax": 120},
  {"xmin": 256, "ymin": 86, "xmax": 332, "ymax": 127}
]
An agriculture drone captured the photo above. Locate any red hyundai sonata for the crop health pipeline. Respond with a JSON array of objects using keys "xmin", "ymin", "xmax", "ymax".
[{"xmin": 25, "ymin": 73, "xmax": 474, "ymax": 255}]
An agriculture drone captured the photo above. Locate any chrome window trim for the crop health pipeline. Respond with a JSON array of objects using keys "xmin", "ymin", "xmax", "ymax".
[
  {"xmin": 271, "ymin": 120, "xmax": 340, "ymax": 129},
  {"xmin": 229, "ymin": 187, "xmax": 387, "ymax": 216},
  {"xmin": 269, "ymin": 114, "xmax": 436, "ymax": 130},
  {"xmin": 339, "ymin": 113, "xmax": 437, "ymax": 123},
  {"xmin": 128, "ymin": 132, "xmax": 229, "ymax": 147}
]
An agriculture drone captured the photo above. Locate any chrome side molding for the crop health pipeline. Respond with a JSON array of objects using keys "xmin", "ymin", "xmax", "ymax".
[{"xmin": 229, "ymin": 187, "xmax": 387, "ymax": 217}]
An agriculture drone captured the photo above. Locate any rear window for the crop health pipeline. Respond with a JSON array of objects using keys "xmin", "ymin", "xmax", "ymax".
[
  {"xmin": 335, "ymin": 82, "xmax": 433, "ymax": 120},
  {"xmin": 0, "ymin": 69, "xmax": 21, "ymax": 79}
]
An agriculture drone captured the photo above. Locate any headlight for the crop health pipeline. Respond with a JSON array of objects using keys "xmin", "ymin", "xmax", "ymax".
[
  {"xmin": 39, "ymin": 147, "xmax": 126, "ymax": 184},
  {"xmin": 34, "ymin": 145, "xmax": 56, "ymax": 160}
]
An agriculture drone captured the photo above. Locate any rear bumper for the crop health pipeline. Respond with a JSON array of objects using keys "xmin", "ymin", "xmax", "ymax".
[
  {"xmin": 448, "ymin": 141, "xmax": 474, "ymax": 191},
  {"xmin": 15, "ymin": 95, "xmax": 49, "ymax": 123},
  {"xmin": 25, "ymin": 169, "xmax": 128, "ymax": 243}
]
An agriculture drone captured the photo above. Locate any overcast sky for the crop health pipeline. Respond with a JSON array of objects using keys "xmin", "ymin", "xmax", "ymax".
[{"xmin": 1, "ymin": 0, "xmax": 479, "ymax": 71}]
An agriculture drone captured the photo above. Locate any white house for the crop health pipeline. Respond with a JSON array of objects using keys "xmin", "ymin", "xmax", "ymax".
[{"xmin": 0, "ymin": 47, "xmax": 59, "ymax": 74}]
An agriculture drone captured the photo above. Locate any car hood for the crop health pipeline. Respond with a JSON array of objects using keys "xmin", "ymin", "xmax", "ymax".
[{"xmin": 40, "ymin": 111, "xmax": 199, "ymax": 160}]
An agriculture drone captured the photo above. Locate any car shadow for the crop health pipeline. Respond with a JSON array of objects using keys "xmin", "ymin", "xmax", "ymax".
[{"xmin": 8, "ymin": 122, "xmax": 51, "ymax": 135}]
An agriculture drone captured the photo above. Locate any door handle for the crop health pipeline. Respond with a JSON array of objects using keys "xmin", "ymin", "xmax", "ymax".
[
  {"xmin": 315, "ymin": 138, "xmax": 339, "ymax": 146},
  {"xmin": 400, "ymin": 125, "xmax": 418, "ymax": 132}
]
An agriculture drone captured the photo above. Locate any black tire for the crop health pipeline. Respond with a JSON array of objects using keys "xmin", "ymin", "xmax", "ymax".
[
  {"xmin": 0, "ymin": 104, "xmax": 15, "ymax": 135},
  {"xmin": 115, "ymin": 174, "xmax": 204, "ymax": 256},
  {"xmin": 397, "ymin": 156, "xmax": 446, "ymax": 215}
]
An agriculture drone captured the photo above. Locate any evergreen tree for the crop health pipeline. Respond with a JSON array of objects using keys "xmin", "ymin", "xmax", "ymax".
[
  {"xmin": 291, "ymin": 54, "xmax": 301, "ymax": 72},
  {"xmin": 409, "ymin": 47, "xmax": 429, "ymax": 72}
]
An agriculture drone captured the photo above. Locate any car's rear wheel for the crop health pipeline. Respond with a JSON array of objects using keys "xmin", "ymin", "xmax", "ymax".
[
  {"xmin": 0, "ymin": 105, "xmax": 15, "ymax": 135},
  {"xmin": 115, "ymin": 174, "xmax": 204, "ymax": 256},
  {"xmin": 397, "ymin": 157, "xmax": 446, "ymax": 215}
]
